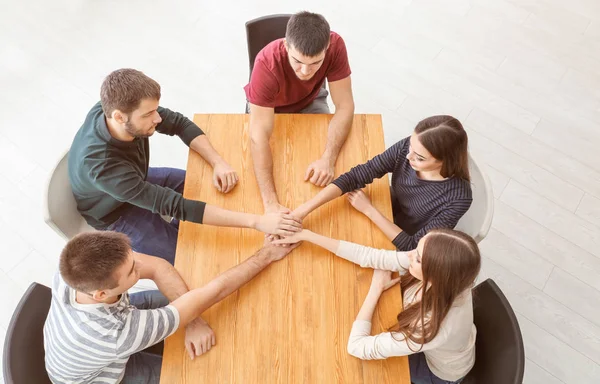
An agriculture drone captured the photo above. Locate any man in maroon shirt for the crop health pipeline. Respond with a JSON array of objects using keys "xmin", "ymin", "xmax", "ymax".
[{"xmin": 244, "ymin": 11, "xmax": 355, "ymax": 216}]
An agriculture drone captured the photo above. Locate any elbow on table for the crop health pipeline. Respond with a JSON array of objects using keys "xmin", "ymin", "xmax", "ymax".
[{"xmin": 347, "ymin": 339, "xmax": 367, "ymax": 360}]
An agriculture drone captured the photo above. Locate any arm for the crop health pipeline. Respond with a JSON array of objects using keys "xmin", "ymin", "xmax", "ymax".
[
  {"xmin": 304, "ymin": 76, "xmax": 355, "ymax": 187},
  {"xmin": 135, "ymin": 252, "xmax": 215, "ymax": 359},
  {"xmin": 170, "ymin": 243, "xmax": 298, "ymax": 327},
  {"xmin": 94, "ymin": 163, "xmax": 300, "ymax": 235},
  {"xmin": 274, "ymin": 230, "xmax": 410, "ymax": 272},
  {"xmin": 202, "ymin": 204, "xmax": 301, "ymax": 236},
  {"xmin": 347, "ymin": 271, "xmax": 443, "ymax": 360},
  {"xmin": 249, "ymin": 103, "xmax": 281, "ymax": 212},
  {"xmin": 190, "ymin": 135, "xmax": 239, "ymax": 194},
  {"xmin": 293, "ymin": 183, "xmax": 343, "ymax": 219},
  {"xmin": 294, "ymin": 140, "xmax": 405, "ymax": 220},
  {"xmin": 155, "ymin": 106, "xmax": 204, "ymax": 145},
  {"xmin": 347, "ymin": 190, "xmax": 403, "ymax": 243},
  {"xmin": 324, "ymin": 76, "xmax": 354, "ymax": 162}
]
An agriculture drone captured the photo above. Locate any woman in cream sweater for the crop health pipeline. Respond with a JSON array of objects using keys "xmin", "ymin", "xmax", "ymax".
[{"xmin": 275, "ymin": 228, "xmax": 480, "ymax": 384}]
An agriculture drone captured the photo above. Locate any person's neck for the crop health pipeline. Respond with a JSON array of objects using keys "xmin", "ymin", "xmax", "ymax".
[
  {"xmin": 105, "ymin": 117, "xmax": 135, "ymax": 142},
  {"xmin": 75, "ymin": 291, "xmax": 120, "ymax": 305},
  {"xmin": 416, "ymin": 169, "xmax": 445, "ymax": 181}
]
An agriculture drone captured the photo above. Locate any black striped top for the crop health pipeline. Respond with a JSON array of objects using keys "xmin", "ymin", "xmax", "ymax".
[{"xmin": 332, "ymin": 137, "xmax": 472, "ymax": 250}]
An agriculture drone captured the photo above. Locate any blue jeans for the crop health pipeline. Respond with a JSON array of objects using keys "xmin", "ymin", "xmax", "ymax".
[
  {"xmin": 107, "ymin": 167, "xmax": 185, "ymax": 265},
  {"xmin": 409, "ymin": 353, "xmax": 464, "ymax": 384},
  {"xmin": 122, "ymin": 290, "xmax": 169, "ymax": 384}
]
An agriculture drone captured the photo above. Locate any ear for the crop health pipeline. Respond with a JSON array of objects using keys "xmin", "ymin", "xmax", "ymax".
[
  {"xmin": 92, "ymin": 290, "xmax": 107, "ymax": 302},
  {"xmin": 112, "ymin": 109, "xmax": 127, "ymax": 124},
  {"xmin": 283, "ymin": 39, "xmax": 289, "ymax": 52}
]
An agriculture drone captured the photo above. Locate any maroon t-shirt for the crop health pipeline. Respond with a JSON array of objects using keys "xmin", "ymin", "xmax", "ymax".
[{"xmin": 244, "ymin": 32, "xmax": 351, "ymax": 113}]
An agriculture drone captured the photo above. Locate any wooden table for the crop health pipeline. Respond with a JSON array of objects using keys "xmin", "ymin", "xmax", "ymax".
[{"xmin": 160, "ymin": 114, "xmax": 410, "ymax": 383}]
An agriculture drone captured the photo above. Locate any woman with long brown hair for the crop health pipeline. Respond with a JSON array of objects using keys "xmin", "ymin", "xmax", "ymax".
[
  {"xmin": 274, "ymin": 228, "xmax": 481, "ymax": 384},
  {"xmin": 291, "ymin": 115, "xmax": 472, "ymax": 251}
]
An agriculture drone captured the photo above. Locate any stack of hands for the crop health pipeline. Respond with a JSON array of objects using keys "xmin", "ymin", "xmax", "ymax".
[{"xmin": 261, "ymin": 188, "xmax": 376, "ymax": 245}]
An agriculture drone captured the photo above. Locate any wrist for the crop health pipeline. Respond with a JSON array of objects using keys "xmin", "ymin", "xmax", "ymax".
[
  {"xmin": 321, "ymin": 154, "xmax": 336, "ymax": 167},
  {"xmin": 363, "ymin": 205, "xmax": 378, "ymax": 219},
  {"xmin": 368, "ymin": 284, "xmax": 384, "ymax": 295},
  {"xmin": 256, "ymin": 247, "xmax": 275, "ymax": 265},
  {"xmin": 264, "ymin": 200, "xmax": 280, "ymax": 212},
  {"xmin": 299, "ymin": 229, "xmax": 312, "ymax": 242},
  {"xmin": 249, "ymin": 214, "xmax": 260, "ymax": 230}
]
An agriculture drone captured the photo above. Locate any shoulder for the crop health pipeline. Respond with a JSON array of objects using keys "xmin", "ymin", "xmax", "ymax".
[
  {"xmin": 447, "ymin": 177, "xmax": 473, "ymax": 199},
  {"xmin": 329, "ymin": 31, "xmax": 346, "ymax": 47}
]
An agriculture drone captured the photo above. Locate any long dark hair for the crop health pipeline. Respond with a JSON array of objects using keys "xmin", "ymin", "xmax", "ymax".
[
  {"xmin": 390, "ymin": 229, "xmax": 480, "ymax": 350},
  {"xmin": 414, "ymin": 115, "xmax": 470, "ymax": 181}
]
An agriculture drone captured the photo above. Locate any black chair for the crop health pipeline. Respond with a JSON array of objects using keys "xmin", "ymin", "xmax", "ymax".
[
  {"xmin": 245, "ymin": 14, "xmax": 292, "ymax": 78},
  {"xmin": 3, "ymin": 282, "xmax": 165, "ymax": 384},
  {"xmin": 3, "ymin": 282, "xmax": 52, "ymax": 384},
  {"xmin": 462, "ymin": 278, "xmax": 525, "ymax": 384}
]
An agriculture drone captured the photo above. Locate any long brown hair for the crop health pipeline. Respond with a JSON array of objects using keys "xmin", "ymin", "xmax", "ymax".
[
  {"xmin": 390, "ymin": 229, "xmax": 480, "ymax": 350},
  {"xmin": 414, "ymin": 115, "xmax": 470, "ymax": 181}
]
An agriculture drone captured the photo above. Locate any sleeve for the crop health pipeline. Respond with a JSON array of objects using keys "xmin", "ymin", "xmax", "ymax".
[
  {"xmin": 332, "ymin": 138, "xmax": 406, "ymax": 194},
  {"xmin": 155, "ymin": 107, "xmax": 204, "ymax": 146},
  {"xmin": 90, "ymin": 160, "xmax": 206, "ymax": 223},
  {"xmin": 347, "ymin": 320, "xmax": 447, "ymax": 359},
  {"xmin": 336, "ymin": 241, "xmax": 410, "ymax": 273},
  {"xmin": 392, "ymin": 198, "xmax": 473, "ymax": 250},
  {"xmin": 244, "ymin": 59, "xmax": 280, "ymax": 108},
  {"xmin": 116, "ymin": 305, "xmax": 180, "ymax": 358},
  {"xmin": 326, "ymin": 34, "xmax": 352, "ymax": 82}
]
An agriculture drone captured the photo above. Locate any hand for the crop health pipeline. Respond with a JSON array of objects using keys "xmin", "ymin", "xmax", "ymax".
[
  {"xmin": 261, "ymin": 238, "xmax": 301, "ymax": 262},
  {"xmin": 370, "ymin": 270, "xmax": 401, "ymax": 293},
  {"xmin": 184, "ymin": 318, "xmax": 216, "ymax": 359},
  {"xmin": 213, "ymin": 162, "xmax": 239, "ymax": 193},
  {"xmin": 347, "ymin": 189, "xmax": 374, "ymax": 216},
  {"xmin": 304, "ymin": 157, "xmax": 335, "ymax": 187},
  {"xmin": 272, "ymin": 229, "xmax": 309, "ymax": 246},
  {"xmin": 255, "ymin": 210, "xmax": 302, "ymax": 236}
]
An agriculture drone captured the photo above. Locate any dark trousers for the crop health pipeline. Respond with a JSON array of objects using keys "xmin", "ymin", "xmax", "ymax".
[
  {"xmin": 409, "ymin": 353, "xmax": 464, "ymax": 384},
  {"xmin": 107, "ymin": 167, "xmax": 185, "ymax": 265}
]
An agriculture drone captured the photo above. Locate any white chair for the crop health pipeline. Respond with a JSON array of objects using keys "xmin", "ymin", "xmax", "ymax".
[
  {"xmin": 455, "ymin": 154, "xmax": 494, "ymax": 243},
  {"xmin": 44, "ymin": 151, "xmax": 95, "ymax": 240}
]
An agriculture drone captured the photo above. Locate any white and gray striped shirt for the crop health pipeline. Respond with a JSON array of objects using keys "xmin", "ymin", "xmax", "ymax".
[{"xmin": 43, "ymin": 273, "xmax": 179, "ymax": 383}]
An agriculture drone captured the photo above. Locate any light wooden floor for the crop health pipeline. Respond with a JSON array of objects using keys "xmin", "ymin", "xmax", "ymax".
[{"xmin": 1, "ymin": 0, "xmax": 599, "ymax": 383}]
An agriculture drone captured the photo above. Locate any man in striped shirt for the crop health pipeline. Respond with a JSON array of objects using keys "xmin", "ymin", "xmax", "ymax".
[{"xmin": 43, "ymin": 231, "xmax": 297, "ymax": 383}]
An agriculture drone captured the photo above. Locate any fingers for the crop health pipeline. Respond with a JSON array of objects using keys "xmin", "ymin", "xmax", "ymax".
[
  {"xmin": 315, "ymin": 171, "xmax": 328, "ymax": 187},
  {"xmin": 203, "ymin": 337, "xmax": 212, "ymax": 354},
  {"xmin": 223, "ymin": 173, "xmax": 234, "ymax": 193},
  {"xmin": 276, "ymin": 229, "xmax": 298, "ymax": 236},
  {"xmin": 213, "ymin": 174, "xmax": 223, "ymax": 193},
  {"xmin": 304, "ymin": 165, "xmax": 314, "ymax": 181},
  {"xmin": 309, "ymin": 169, "xmax": 321, "ymax": 185},
  {"xmin": 282, "ymin": 213, "xmax": 302, "ymax": 225},
  {"xmin": 186, "ymin": 341, "xmax": 195, "ymax": 360},
  {"xmin": 281, "ymin": 218, "xmax": 302, "ymax": 230}
]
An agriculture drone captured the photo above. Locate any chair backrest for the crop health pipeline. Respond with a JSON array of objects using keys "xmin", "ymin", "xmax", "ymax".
[
  {"xmin": 462, "ymin": 279, "xmax": 525, "ymax": 384},
  {"xmin": 245, "ymin": 14, "xmax": 292, "ymax": 77},
  {"xmin": 3, "ymin": 283, "xmax": 52, "ymax": 384},
  {"xmin": 454, "ymin": 154, "xmax": 494, "ymax": 243},
  {"xmin": 44, "ymin": 151, "xmax": 95, "ymax": 240}
]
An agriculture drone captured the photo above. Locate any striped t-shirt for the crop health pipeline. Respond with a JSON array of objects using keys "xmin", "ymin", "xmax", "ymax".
[
  {"xmin": 332, "ymin": 137, "xmax": 472, "ymax": 250},
  {"xmin": 43, "ymin": 273, "xmax": 180, "ymax": 383}
]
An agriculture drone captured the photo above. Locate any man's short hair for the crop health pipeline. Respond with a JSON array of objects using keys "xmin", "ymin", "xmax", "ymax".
[
  {"xmin": 59, "ymin": 231, "xmax": 132, "ymax": 292},
  {"xmin": 285, "ymin": 11, "xmax": 331, "ymax": 57},
  {"xmin": 100, "ymin": 68, "xmax": 161, "ymax": 118}
]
